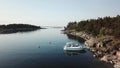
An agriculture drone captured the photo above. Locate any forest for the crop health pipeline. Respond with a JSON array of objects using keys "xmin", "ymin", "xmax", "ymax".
[
  {"xmin": 65, "ymin": 15, "xmax": 120, "ymax": 37},
  {"xmin": 0, "ymin": 24, "xmax": 41, "ymax": 34}
]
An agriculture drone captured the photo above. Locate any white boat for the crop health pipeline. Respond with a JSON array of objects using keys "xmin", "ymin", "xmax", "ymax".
[{"xmin": 64, "ymin": 42, "xmax": 84, "ymax": 51}]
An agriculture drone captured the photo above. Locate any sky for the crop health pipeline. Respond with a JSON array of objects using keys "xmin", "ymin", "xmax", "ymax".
[{"xmin": 0, "ymin": 0, "xmax": 120, "ymax": 26}]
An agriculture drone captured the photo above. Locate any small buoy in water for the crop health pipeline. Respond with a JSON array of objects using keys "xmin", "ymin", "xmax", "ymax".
[{"xmin": 49, "ymin": 42, "xmax": 52, "ymax": 44}]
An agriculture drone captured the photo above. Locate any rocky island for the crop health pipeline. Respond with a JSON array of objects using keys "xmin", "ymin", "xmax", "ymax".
[
  {"xmin": 64, "ymin": 15, "xmax": 120, "ymax": 68},
  {"xmin": 0, "ymin": 24, "xmax": 41, "ymax": 34}
]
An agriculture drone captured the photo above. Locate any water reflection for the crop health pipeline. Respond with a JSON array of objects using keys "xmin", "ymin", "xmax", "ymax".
[{"xmin": 64, "ymin": 50, "xmax": 86, "ymax": 56}]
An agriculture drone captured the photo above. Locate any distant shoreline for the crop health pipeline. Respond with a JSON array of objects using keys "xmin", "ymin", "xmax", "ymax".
[{"xmin": 0, "ymin": 24, "xmax": 42, "ymax": 34}]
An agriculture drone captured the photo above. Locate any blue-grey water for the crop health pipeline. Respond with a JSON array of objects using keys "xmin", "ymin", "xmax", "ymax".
[{"xmin": 0, "ymin": 28, "xmax": 112, "ymax": 68}]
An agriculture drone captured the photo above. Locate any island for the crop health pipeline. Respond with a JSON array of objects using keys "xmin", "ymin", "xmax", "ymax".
[
  {"xmin": 64, "ymin": 15, "xmax": 120, "ymax": 68},
  {"xmin": 0, "ymin": 24, "xmax": 41, "ymax": 34}
]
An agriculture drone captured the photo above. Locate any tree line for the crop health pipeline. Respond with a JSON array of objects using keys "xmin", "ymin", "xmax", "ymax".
[
  {"xmin": 65, "ymin": 15, "xmax": 120, "ymax": 37},
  {"xmin": 0, "ymin": 24, "xmax": 41, "ymax": 29}
]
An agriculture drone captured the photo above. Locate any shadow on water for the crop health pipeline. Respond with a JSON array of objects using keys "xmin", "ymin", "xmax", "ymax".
[
  {"xmin": 64, "ymin": 50, "xmax": 86, "ymax": 56},
  {"xmin": 0, "ymin": 29, "xmax": 41, "ymax": 35},
  {"xmin": 66, "ymin": 34, "xmax": 85, "ymax": 43}
]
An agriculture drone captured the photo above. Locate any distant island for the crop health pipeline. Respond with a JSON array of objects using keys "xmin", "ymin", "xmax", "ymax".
[
  {"xmin": 0, "ymin": 24, "xmax": 41, "ymax": 34},
  {"xmin": 64, "ymin": 15, "xmax": 120, "ymax": 68},
  {"xmin": 52, "ymin": 26, "xmax": 63, "ymax": 28}
]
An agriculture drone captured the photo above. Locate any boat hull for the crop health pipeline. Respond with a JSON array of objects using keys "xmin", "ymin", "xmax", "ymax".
[{"xmin": 64, "ymin": 46, "xmax": 83, "ymax": 51}]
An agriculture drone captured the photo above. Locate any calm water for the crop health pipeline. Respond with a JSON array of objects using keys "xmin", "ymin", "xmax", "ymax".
[{"xmin": 0, "ymin": 28, "xmax": 113, "ymax": 68}]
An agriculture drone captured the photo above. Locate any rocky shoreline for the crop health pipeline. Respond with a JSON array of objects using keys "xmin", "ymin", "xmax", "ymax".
[{"xmin": 64, "ymin": 30, "xmax": 120, "ymax": 68}]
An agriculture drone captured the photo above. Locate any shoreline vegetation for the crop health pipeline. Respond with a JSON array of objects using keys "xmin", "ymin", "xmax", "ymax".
[
  {"xmin": 0, "ymin": 24, "xmax": 42, "ymax": 34},
  {"xmin": 64, "ymin": 15, "xmax": 120, "ymax": 68}
]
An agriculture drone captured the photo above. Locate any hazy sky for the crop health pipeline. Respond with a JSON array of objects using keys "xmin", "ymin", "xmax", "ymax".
[{"xmin": 0, "ymin": 0, "xmax": 120, "ymax": 26}]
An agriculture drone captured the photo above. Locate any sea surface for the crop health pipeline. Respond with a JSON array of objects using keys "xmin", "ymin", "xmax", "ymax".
[{"xmin": 0, "ymin": 27, "xmax": 113, "ymax": 68}]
